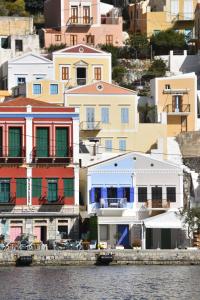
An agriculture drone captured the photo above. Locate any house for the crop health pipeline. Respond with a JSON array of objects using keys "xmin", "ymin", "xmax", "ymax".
[
  {"xmin": 129, "ymin": 0, "xmax": 197, "ymax": 38},
  {"xmin": 150, "ymin": 73, "xmax": 197, "ymax": 136},
  {"xmin": 1, "ymin": 53, "xmax": 53, "ymax": 91},
  {"xmin": 41, "ymin": 0, "xmax": 123, "ymax": 48},
  {"xmin": 0, "ymin": 16, "xmax": 40, "ymax": 66},
  {"xmin": 80, "ymin": 152, "xmax": 186, "ymax": 249},
  {"xmin": 65, "ymin": 80, "xmax": 168, "ymax": 156},
  {"xmin": 0, "ymin": 97, "xmax": 79, "ymax": 243}
]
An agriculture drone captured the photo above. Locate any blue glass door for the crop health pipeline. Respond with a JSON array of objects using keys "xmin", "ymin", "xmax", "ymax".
[{"xmin": 117, "ymin": 225, "xmax": 129, "ymax": 248}]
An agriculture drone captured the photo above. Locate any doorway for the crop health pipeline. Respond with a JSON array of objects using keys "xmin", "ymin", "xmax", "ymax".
[
  {"xmin": 161, "ymin": 229, "xmax": 171, "ymax": 249},
  {"xmin": 34, "ymin": 226, "xmax": 47, "ymax": 243},
  {"xmin": 77, "ymin": 67, "xmax": 86, "ymax": 85},
  {"xmin": 117, "ymin": 225, "xmax": 129, "ymax": 248}
]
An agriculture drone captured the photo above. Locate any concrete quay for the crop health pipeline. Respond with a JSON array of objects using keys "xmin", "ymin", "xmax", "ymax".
[{"xmin": 0, "ymin": 250, "xmax": 200, "ymax": 266}]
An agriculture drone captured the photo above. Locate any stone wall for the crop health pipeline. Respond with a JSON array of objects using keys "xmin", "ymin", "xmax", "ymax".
[{"xmin": 1, "ymin": 250, "xmax": 200, "ymax": 266}]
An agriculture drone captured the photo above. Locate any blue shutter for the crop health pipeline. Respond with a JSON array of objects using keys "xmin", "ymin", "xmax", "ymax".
[
  {"xmin": 121, "ymin": 108, "xmax": 129, "ymax": 123},
  {"xmin": 101, "ymin": 107, "xmax": 109, "ymax": 124},
  {"xmin": 101, "ymin": 187, "xmax": 107, "ymax": 207},
  {"xmin": 90, "ymin": 188, "xmax": 95, "ymax": 204},
  {"xmin": 117, "ymin": 187, "xmax": 124, "ymax": 199},
  {"xmin": 119, "ymin": 140, "xmax": 126, "ymax": 151},
  {"xmin": 130, "ymin": 187, "xmax": 134, "ymax": 203},
  {"xmin": 105, "ymin": 140, "xmax": 112, "ymax": 152}
]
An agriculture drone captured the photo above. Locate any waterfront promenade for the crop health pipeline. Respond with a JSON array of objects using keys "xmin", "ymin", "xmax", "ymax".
[{"xmin": 0, "ymin": 249, "xmax": 200, "ymax": 266}]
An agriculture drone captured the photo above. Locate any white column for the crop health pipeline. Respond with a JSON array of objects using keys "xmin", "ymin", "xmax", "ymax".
[
  {"xmin": 73, "ymin": 109, "xmax": 79, "ymax": 165},
  {"xmin": 142, "ymin": 222, "xmax": 146, "ymax": 250},
  {"xmin": 27, "ymin": 167, "xmax": 32, "ymax": 206},
  {"xmin": 25, "ymin": 117, "xmax": 33, "ymax": 164},
  {"xmin": 74, "ymin": 165, "xmax": 79, "ymax": 206}
]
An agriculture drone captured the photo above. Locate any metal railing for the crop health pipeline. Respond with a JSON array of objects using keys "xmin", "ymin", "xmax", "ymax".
[
  {"xmin": 0, "ymin": 193, "xmax": 16, "ymax": 205},
  {"xmin": 80, "ymin": 121, "xmax": 101, "ymax": 131},
  {"xmin": 0, "ymin": 147, "xmax": 26, "ymax": 163},
  {"xmin": 145, "ymin": 199, "xmax": 170, "ymax": 209},
  {"xmin": 39, "ymin": 195, "xmax": 65, "ymax": 205},
  {"xmin": 163, "ymin": 88, "xmax": 189, "ymax": 94},
  {"xmin": 32, "ymin": 146, "xmax": 73, "ymax": 163},
  {"xmin": 164, "ymin": 104, "xmax": 190, "ymax": 114},
  {"xmin": 100, "ymin": 198, "xmax": 127, "ymax": 208},
  {"xmin": 77, "ymin": 78, "xmax": 87, "ymax": 86},
  {"xmin": 101, "ymin": 17, "xmax": 119, "ymax": 25},
  {"xmin": 67, "ymin": 17, "xmax": 93, "ymax": 26}
]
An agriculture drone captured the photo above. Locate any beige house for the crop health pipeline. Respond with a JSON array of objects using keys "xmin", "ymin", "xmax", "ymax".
[
  {"xmin": 129, "ymin": 0, "xmax": 197, "ymax": 38},
  {"xmin": 150, "ymin": 73, "xmax": 197, "ymax": 136}
]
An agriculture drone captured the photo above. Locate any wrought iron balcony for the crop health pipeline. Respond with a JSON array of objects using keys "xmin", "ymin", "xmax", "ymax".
[
  {"xmin": 100, "ymin": 198, "xmax": 127, "ymax": 208},
  {"xmin": 0, "ymin": 193, "xmax": 16, "ymax": 205},
  {"xmin": 32, "ymin": 147, "xmax": 73, "ymax": 164},
  {"xmin": 80, "ymin": 121, "xmax": 101, "ymax": 131},
  {"xmin": 101, "ymin": 17, "xmax": 119, "ymax": 25},
  {"xmin": 0, "ymin": 147, "xmax": 26, "ymax": 163},
  {"xmin": 67, "ymin": 16, "xmax": 93, "ymax": 26},
  {"xmin": 77, "ymin": 78, "xmax": 87, "ymax": 86},
  {"xmin": 164, "ymin": 104, "xmax": 190, "ymax": 115},
  {"xmin": 39, "ymin": 195, "xmax": 65, "ymax": 205}
]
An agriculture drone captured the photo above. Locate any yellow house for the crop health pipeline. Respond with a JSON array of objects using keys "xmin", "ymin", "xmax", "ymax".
[
  {"xmin": 53, "ymin": 44, "xmax": 112, "ymax": 88},
  {"xmin": 151, "ymin": 73, "xmax": 197, "ymax": 136},
  {"xmin": 65, "ymin": 81, "xmax": 167, "ymax": 155},
  {"xmin": 0, "ymin": 90, "xmax": 11, "ymax": 102},
  {"xmin": 129, "ymin": 0, "xmax": 197, "ymax": 37}
]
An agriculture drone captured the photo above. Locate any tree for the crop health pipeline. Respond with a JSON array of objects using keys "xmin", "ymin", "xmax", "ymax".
[
  {"xmin": 138, "ymin": 103, "xmax": 157, "ymax": 123},
  {"xmin": 112, "ymin": 65, "xmax": 126, "ymax": 83},
  {"xmin": 100, "ymin": 44, "xmax": 120, "ymax": 67},
  {"xmin": 125, "ymin": 33, "xmax": 150, "ymax": 59},
  {"xmin": 5, "ymin": 0, "xmax": 26, "ymax": 16},
  {"xmin": 142, "ymin": 59, "xmax": 168, "ymax": 81},
  {"xmin": 25, "ymin": 0, "xmax": 44, "ymax": 15},
  {"xmin": 0, "ymin": 0, "xmax": 8, "ymax": 15},
  {"xmin": 150, "ymin": 29, "xmax": 187, "ymax": 55},
  {"xmin": 179, "ymin": 207, "xmax": 200, "ymax": 240}
]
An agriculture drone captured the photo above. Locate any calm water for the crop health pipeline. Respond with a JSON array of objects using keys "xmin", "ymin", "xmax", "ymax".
[{"xmin": 0, "ymin": 265, "xmax": 199, "ymax": 300}]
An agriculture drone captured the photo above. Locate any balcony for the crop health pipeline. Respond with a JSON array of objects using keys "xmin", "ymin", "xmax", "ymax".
[
  {"xmin": 32, "ymin": 147, "xmax": 73, "ymax": 164},
  {"xmin": 39, "ymin": 195, "xmax": 65, "ymax": 205},
  {"xmin": 0, "ymin": 193, "xmax": 16, "ymax": 205},
  {"xmin": 100, "ymin": 198, "xmax": 127, "ymax": 208},
  {"xmin": 80, "ymin": 121, "xmax": 101, "ymax": 131},
  {"xmin": 67, "ymin": 17, "xmax": 93, "ymax": 27},
  {"xmin": 77, "ymin": 78, "xmax": 86, "ymax": 86},
  {"xmin": 145, "ymin": 199, "xmax": 170, "ymax": 210},
  {"xmin": 101, "ymin": 16, "xmax": 119, "ymax": 25},
  {"xmin": 0, "ymin": 147, "xmax": 26, "ymax": 164},
  {"xmin": 163, "ymin": 88, "xmax": 189, "ymax": 95},
  {"xmin": 164, "ymin": 104, "xmax": 190, "ymax": 115}
]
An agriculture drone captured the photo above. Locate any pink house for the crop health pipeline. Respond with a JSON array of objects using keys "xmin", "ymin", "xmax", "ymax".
[{"xmin": 41, "ymin": 0, "xmax": 123, "ymax": 48}]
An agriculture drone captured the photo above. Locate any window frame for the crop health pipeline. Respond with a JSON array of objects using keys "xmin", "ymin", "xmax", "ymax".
[
  {"xmin": 121, "ymin": 107, "xmax": 129, "ymax": 124},
  {"xmin": 50, "ymin": 84, "xmax": 59, "ymax": 95},
  {"xmin": 138, "ymin": 187, "xmax": 147, "ymax": 202},
  {"xmin": 33, "ymin": 83, "xmax": 42, "ymax": 95}
]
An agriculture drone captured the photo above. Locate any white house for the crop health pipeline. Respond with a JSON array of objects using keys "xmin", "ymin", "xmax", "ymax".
[{"xmin": 1, "ymin": 53, "xmax": 53, "ymax": 91}]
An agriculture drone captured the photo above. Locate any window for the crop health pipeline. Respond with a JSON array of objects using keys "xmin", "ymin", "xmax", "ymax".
[
  {"xmin": 77, "ymin": 67, "xmax": 86, "ymax": 85},
  {"xmin": 15, "ymin": 39, "xmax": 23, "ymax": 51},
  {"xmin": 106, "ymin": 35, "xmax": 113, "ymax": 45},
  {"xmin": 121, "ymin": 107, "xmax": 129, "ymax": 123},
  {"xmin": 165, "ymin": 84, "xmax": 170, "ymax": 89},
  {"xmin": 56, "ymin": 127, "xmax": 68, "ymax": 157},
  {"xmin": 33, "ymin": 84, "xmax": 41, "ymax": 95},
  {"xmin": 86, "ymin": 35, "xmax": 95, "ymax": 45},
  {"xmin": 171, "ymin": 0, "xmax": 179, "ymax": 16},
  {"xmin": 0, "ymin": 127, "xmax": 2, "ymax": 157},
  {"xmin": 94, "ymin": 187, "xmax": 101, "ymax": 203},
  {"xmin": 1, "ymin": 37, "xmax": 10, "ymax": 49},
  {"xmin": 16, "ymin": 178, "xmax": 27, "ymax": 198},
  {"xmin": 138, "ymin": 187, "xmax": 147, "ymax": 202},
  {"xmin": 64, "ymin": 178, "xmax": 74, "ymax": 197},
  {"xmin": 61, "ymin": 67, "xmax": 69, "ymax": 81},
  {"xmin": 50, "ymin": 84, "xmax": 58, "ymax": 95},
  {"xmin": 71, "ymin": 6, "xmax": 78, "ymax": 23},
  {"xmin": 94, "ymin": 67, "xmax": 102, "ymax": 80},
  {"xmin": 0, "ymin": 179, "xmax": 10, "ymax": 203},
  {"xmin": 152, "ymin": 186, "xmax": 162, "ymax": 200},
  {"xmin": 55, "ymin": 34, "xmax": 61, "ymax": 41},
  {"xmin": 123, "ymin": 187, "xmax": 130, "ymax": 202},
  {"xmin": 105, "ymin": 139, "xmax": 112, "ymax": 152},
  {"xmin": 17, "ymin": 77, "xmax": 26, "ymax": 85},
  {"xmin": 119, "ymin": 139, "xmax": 126, "ymax": 151},
  {"xmin": 184, "ymin": 0, "xmax": 193, "ymax": 20},
  {"xmin": 167, "ymin": 187, "xmax": 176, "ymax": 202},
  {"xmin": 32, "ymin": 178, "xmax": 42, "ymax": 198},
  {"xmin": 9, "ymin": 127, "xmax": 22, "ymax": 157},
  {"xmin": 70, "ymin": 34, "xmax": 77, "ymax": 45},
  {"xmin": 58, "ymin": 226, "xmax": 68, "ymax": 239},
  {"xmin": 48, "ymin": 179, "xmax": 58, "ymax": 202},
  {"xmin": 83, "ymin": 6, "xmax": 90, "ymax": 24},
  {"xmin": 36, "ymin": 127, "xmax": 49, "ymax": 157},
  {"xmin": 101, "ymin": 107, "xmax": 109, "ymax": 124}
]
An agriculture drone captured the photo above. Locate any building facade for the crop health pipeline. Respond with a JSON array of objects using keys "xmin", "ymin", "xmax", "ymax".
[
  {"xmin": 0, "ymin": 98, "xmax": 79, "ymax": 243},
  {"xmin": 41, "ymin": 0, "xmax": 123, "ymax": 48}
]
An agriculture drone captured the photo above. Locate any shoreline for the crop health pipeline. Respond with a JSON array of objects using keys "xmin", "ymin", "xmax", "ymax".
[{"xmin": 0, "ymin": 249, "xmax": 200, "ymax": 266}]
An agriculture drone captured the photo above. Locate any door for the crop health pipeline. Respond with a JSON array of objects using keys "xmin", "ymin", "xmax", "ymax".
[
  {"xmin": 77, "ymin": 67, "xmax": 86, "ymax": 85},
  {"xmin": 36, "ymin": 127, "xmax": 49, "ymax": 157},
  {"xmin": 9, "ymin": 127, "xmax": 22, "ymax": 157},
  {"xmin": 83, "ymin": 6, "xmax": 90, "ymax": 24},
  {"xmin": 71, "ymin": 6, "xmax": 78, "ymax": 23},
  {"xmin": 56, "ymin": 127, "xmax": 68, "ymax": 157},
  {"xmin": 86, "ymin": 107, "xmax": 95, "ymax": 129},
  {"xmin": 146, "ymin": 228, "xmax": 153, "ymax": 249},
  {"xmin": 41, "ymin": 226, "xmax": 47, "ymax": 244},
  {"xmin": 34, "ymin": 227, "xmax": 41, "ymax": 241},
  {"xmin": 161, "ymin": 229, "xmax": 171, "ymax": 249},
  {"xmin": 10, "ymin": 226, "xmax": 22, "ymax": 242},
  {"xmin": 117, "ymin": 225, "xmax": 129, "ymax": 248}
]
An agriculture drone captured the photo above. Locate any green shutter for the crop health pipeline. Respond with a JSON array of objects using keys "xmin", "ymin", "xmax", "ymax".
[
  {"xmin": 64, "ymin": 178, "xmax": 74, "ymax": 197},
  {"xmin": 9, "ymin": 127, "xmax": 21, "ymax": 157},
  {"xmin": 0, "ymin": 180, "xmax": 10, "ymax": 203},
  {"xmin": 56, "ymin": 127, "xmax": 68, "ymax": 157},
  {"xmin": 16, "ymin": 178, "xmax": 27, "ymax": 198},
  {"xmin": 32, "ymin": 178, "xmax": 42, "ymax": 197},
  {"xmin": 48, "ymin": 179, "xmax": 58, "ymax": 202},
  {"xmin": 0, "ymin": 128, "xmax": 2, "ymax": 156},
  {"xmin": 36, "ymin": 127, "xmax": 49, "ymax": 157}
]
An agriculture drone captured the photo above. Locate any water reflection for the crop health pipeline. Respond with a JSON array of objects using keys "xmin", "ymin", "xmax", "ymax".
[{"xmin": 0, "ymin": 265, "xmax": 199, "ymax": 300}]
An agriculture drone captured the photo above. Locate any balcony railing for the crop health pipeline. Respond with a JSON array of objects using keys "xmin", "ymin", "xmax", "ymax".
[
  {"xmin": 67, "ymin": 17, "xmax": 93, "ymax": 26},
  {"xmin": 0, "ymin": 147, "xmax": 26, "ymax": 163},
  {"xmin": 101, "ymin": 16, "xmax": 119, "ymax": 25},
  {"xmin": 100, "ymin": 198, "xmax": 127, "ymax": 208},
  {"xmin": 80, "ymin": 121, "xmax": 101, "ymax": 131},
  {"xmin": 163, "ymin": 88, "xmax": 189, "ymax": 94},
  {"xmin": 32, "ymin": 147, "xmax": 73, "ymax": 164},
  {"xmin": 77, "ymin": 78, "xmax": 86, "ymax": 86},
  {"xmin": 164, "ymin": 104, "xmax": 190, "ymax": 114},
  {"xmin": 39, "ymin": 195, "xmax": 65, "ymax": 205},
  {"xmin": 145, "ymin": 199, "xmax": 170, "ymax": 209},
  {"xmin": 0, "ymin": 193, "xmax": 16, "ymax": 205}
]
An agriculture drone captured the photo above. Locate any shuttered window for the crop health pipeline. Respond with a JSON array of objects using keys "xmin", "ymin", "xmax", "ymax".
[
  {"xmin": 56, "ymin": 127, "xmax": 68, "ymax": 157},
  {"xmin": 138, "ymin": 187, "xmax": 147, "ymax": 202},
  {"xmin": 61, "ymin": 67, "xmax": 69, "ymax": 80},
  {"xmin": 16, "ymin": 178, "xmax": 27, "ymax": 198},
  {"xmin": 121, "ymin": 107, "xmax": 129, "ymax": 123},
  {"xmin": 32, "ymin": 178, "xmax": 42, "ymax": 198},
  {"xmin": 48, "ymin": 179, "xmax": 58, "ymax": 202},
  {"xmin": 0, "ymin": 179, "xmax": 10, "ymax": 203},
  {"xmin": 101, "ymin": 107, "xmax": 109, "ymax": 124},
  {"xmin": 33, "ymin": 84, "xmax": 41, "ymax": 94},
  {"xmin": 0, "ymin": 127, "xmax": 2, "ymax": 156},
  {"xmin": 94, "ymin": 67, "xmax": 101, "ymax": 80},
  {"xmin": 36, "ymin": 127, "xmax": 49, "ymax": 157},
  {"xmin": 167, "ymin": 187, "xmax": 176, "ymax": 202},
  {"xmin": 9, "ymin": 127, "xmax": 22, "ymax": 157},
  {"xmin": 119, "ymin": 139, "xmax": 126, "ymax": 151},
  {"xmin": 105, "ymin": 140, "xmax": 112, "ymax": 152},
  {"xmin": 64, "ymin": 178, "xmax": 74, "ymax": 197}
]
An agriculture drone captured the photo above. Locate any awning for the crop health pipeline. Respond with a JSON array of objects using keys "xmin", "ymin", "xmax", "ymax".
[{"xmin": 144, "ymin": 211, "xmax": 184, "ymax": 229}]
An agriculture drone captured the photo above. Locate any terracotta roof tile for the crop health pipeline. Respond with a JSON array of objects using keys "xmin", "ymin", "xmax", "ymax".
[{"xmin": 0, "ymin": 97, "xmax": 61, "ymax": 107}]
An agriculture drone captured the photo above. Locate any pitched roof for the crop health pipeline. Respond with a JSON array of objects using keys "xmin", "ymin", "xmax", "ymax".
[
  {"xmin": 0, "ymin": 97, "xmax": 61, "ymax": 107},
  {"xmin": 66, "ymin": 81, "xmax": 136, "ymax": 95},
  {"xmin": 54, "ymin": 44, "xmax": 107, "ymax": 54}
]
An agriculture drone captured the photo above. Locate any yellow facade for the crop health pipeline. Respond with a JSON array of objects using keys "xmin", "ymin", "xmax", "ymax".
[{"xmin": 152, "ymin": 74, "xmax": 197, "ymax": 137}]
